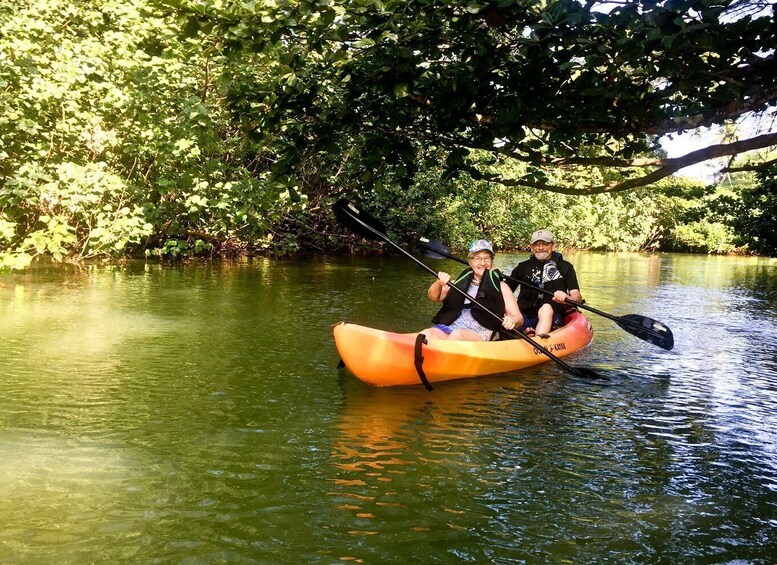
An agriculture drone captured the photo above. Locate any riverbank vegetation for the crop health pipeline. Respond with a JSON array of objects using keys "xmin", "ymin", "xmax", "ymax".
[{"xmin": 1, "ymin": 0, "xmax": 775, "ymax": 270}]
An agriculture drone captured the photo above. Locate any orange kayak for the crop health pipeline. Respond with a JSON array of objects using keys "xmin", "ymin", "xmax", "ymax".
[{"xmin": 333, "ymin": 311, "xmax": 593, "ymax": 387}]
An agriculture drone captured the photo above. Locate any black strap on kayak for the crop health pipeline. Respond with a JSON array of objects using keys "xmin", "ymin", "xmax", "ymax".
[{"xmin": 414, "ymin": 333, "xmax": 433, "ymax": 391}]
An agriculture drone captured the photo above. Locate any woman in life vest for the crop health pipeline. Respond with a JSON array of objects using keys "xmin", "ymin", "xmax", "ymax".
[{"xmin": 420, "ymin": 239, "xmax": 522, "ymax": 341}]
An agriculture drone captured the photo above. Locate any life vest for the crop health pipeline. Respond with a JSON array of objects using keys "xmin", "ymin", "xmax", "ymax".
[{"xmin": 431, "ymin": 268, "xmax": 505, "ymax": 331}]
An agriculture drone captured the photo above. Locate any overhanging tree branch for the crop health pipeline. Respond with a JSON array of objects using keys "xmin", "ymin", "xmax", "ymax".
[
  {"xmin": 477, "ymin": 132, "xmax": 777, "ymax": 195},
  {"xmin": 723, "ymin": 156, "xmax": 777, "ymax": 173},
  {"xmin": 411, "ymin": 86, "xmax": 777, "ymax": 138},
  {"xmin": 188, "ymin": 0, "xmax": 777, "ymax": 195}
]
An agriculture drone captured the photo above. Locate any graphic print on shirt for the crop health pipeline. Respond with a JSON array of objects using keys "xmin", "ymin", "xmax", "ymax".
[
  {"xmin": 542, "ymin": 261, "xmax": 561, "ymax": 284},
  {"xmin": 530, "ymin": 260, "xmax": 562, "ymax": 287}
]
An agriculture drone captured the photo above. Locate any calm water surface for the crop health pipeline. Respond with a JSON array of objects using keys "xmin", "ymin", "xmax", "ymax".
[{"xmin": 1, "ymin": 252, "xmax": 776, "ymax": 563}]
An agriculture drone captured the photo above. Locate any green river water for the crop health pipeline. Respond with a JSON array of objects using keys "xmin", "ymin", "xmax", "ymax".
[{"xmin": 1, "ymin": 252, "xmax": 776, "ymax": 563}]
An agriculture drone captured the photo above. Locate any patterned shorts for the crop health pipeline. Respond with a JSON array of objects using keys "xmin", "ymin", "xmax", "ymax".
[{"xmin": 434, "ymin": 309, "xmax": 493, "ymax": 341}]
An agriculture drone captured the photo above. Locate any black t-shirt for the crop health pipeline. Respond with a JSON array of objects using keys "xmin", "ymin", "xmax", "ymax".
[{"xmin": 507, "ymin": 254, "xmax": 580, "ymax": 315}]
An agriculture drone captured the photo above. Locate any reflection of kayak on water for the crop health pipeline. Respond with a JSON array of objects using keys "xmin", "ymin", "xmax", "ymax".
[
  {"xmin": 330, "ymin": 377, "xmax": 538, "ymax": 478},
  {"xmin": 334, "ymin": 311, "xmax": 593, "ymax": 387}
]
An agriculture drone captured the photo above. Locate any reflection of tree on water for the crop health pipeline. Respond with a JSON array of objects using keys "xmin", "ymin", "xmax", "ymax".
[
  {"xmin": 325, "ymin": 373, "xmax": 678, "ymax": 559},
  {"xmin": 326, "ymin": 375, "xmax": 545, "ymax": 542}
]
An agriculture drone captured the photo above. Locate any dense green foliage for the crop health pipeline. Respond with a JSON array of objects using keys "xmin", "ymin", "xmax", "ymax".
[
  {"xmin": 0, "ymin": 0, "xmax": 311, "ymax": 270},
  {"xmin": 360, "ymin": 155, "xmax": 744, "ymax": 256},
  {"xmin": 183, "ymin": 0, "xmax": 776, "ymax": 194},
  {"xmin": 1, "ymin": 0, "xmax": 775, "ymax": 270},
  {"xmin": 736, "ymin": 166, "xmax": 777, "ymax": 256},
  {"xmin": 708, "ymin": 165, "xmax": 777, "ymax": 256}
]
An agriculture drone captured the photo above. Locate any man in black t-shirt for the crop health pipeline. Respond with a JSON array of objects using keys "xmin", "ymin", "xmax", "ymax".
[{"xmin": 506, "ymin": 229, "xmax": 582, "ymax": 337}]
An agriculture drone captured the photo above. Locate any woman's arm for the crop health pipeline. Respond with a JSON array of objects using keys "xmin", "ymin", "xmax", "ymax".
[
  {"xmin": 501, "ymin": 281, "xmax": 524, "ymax": 328},
  {"xmin": 427, "ymin": 272, "xmax": 451, "ymax": 302}
]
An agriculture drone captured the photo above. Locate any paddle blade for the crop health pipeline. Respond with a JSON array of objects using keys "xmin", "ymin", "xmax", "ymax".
[
  {"xmin": 417, "ymin": 238, "xmax": 452, "ymax": 260},
  {"xmin": 571, "ymin": 367, "xmax": 610, "ymax": 381},
  {"xmin": 616, "ymin": 314, "xmax": 674, "ymax": 350},
  {"xmin": 332, "ymin": 199, "xmax": 387, "ymax": 242}
]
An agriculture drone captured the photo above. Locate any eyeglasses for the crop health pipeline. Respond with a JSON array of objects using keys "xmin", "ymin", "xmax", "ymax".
[{"xmin": 470, "ymin": 256, "xmax": 493, "ymax": 264}]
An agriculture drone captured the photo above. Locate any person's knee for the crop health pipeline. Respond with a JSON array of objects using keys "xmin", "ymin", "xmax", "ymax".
[
  {"xmin": 449, "ymin": 329, "xmax": 479, "ymax": 341},
  {"xmin": 448, "ymin": 329, "xmax": 464, "ymax": 340},
  {"xmin": 421, "ymin": 327, "xmax": 447, "ymax": 340}
]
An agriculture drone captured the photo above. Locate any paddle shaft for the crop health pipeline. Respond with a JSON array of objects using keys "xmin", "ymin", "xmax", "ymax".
[
  {"xmin": 341, "ymin": 209, "xmax": 594, "ymax": 378},
  {"xmin": 418, "ymin": 241, "xmax": 667, "ymax": 340}
]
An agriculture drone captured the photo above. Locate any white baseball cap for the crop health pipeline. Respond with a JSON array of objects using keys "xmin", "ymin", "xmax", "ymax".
[{"xmin": 530, "ymin": 230, "xmax": 555, "ymax": 244}]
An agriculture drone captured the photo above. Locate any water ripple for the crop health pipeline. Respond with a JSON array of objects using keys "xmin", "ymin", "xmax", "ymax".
[{"xmin": 2, "ymin": 257, "xmax": 777, "ymax": 563}]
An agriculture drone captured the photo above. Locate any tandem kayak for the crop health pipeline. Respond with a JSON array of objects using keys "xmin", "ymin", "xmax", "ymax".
[{"xmin": 333, "ymin": 311, "xmax": 593, "ymax": 387}]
